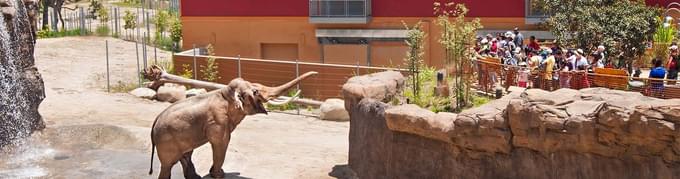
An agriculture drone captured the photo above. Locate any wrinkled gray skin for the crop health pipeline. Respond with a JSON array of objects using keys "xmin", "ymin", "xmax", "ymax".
[{"xmin": 148, "ymin": 72, "xmax": 317, "ymax": 179}]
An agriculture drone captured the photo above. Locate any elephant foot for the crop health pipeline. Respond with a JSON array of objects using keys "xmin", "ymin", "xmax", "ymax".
[{"xmin": 209, "ymin": 166, "xmax": 225, "ymax": 178}]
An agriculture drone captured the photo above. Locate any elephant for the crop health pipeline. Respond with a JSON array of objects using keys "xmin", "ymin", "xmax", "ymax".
[{"xmin": 145, "ymin": 66, "xmax": 318, "ymax": 179}]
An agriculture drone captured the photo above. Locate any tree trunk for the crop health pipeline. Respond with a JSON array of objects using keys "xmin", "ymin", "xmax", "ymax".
[
  {"xmin": 141, "ymin": 65, "xmax": 323, "ymax": 107},
  {"xmin": 41, "ymin": 0, "xmax": 49, "ymax": 30}
]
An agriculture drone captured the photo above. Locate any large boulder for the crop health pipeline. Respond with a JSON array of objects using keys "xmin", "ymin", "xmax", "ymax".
[
  {"xmin": 129, "ymin": 87, "xmax": 156, "ymax": 99},
  {"xmin": 155, "ymin": 83, "xmax": 186, "ymax": 103},
  {"xmin": 185, "ymin": 88, "xmax": 207, "ymax": 98},
  {"xmin": 0, "ymin": 0, "xmax": 45, "ymax": 147},
  {"xmin": 320, "ymin": 98, "xmax": 350, "ymax": 121}
]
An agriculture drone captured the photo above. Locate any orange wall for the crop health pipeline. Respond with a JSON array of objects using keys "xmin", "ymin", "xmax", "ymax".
[{"xmin": 182, "ymin": 16, "xmax": 535, "ymax": 68}]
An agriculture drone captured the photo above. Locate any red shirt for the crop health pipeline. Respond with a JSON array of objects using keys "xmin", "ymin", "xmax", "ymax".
[{"xmin": 528, "ymin": 41, "xmax": 540, "ymax": 51}]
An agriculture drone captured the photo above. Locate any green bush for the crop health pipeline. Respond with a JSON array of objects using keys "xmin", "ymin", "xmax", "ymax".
[
  {"xmin": 37, "ymin": 27, "xmax": 88, "ymax": 38},
  {"xmin": 265, "ymin": 90, "xmax": 300, "ymax": 111},
  {"xmin": 200, "ymin": 44, "xmax": 221, "ymax": 82},
  {"xmin": 169, "ymin": 15, "xmax": 182, "ymax": 51},
  {"xmin": 96, "ymin": 26, "xmax": 110, "ymax": 36}
]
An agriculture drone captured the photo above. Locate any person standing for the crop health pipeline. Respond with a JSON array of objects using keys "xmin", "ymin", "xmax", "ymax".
[
  {"xmin": 667, "ymin": 45, "xmax": 679, "ymax": 85},
  {"xmin": 650, "ymin": 58, "xmax": 667, "ymax": 97},
  {"xmin": 528, "ymin": 36, "xmax": 540, "ymax": 52},
  {"xmin": 514, "ymin": 27, "xmax": 524, "ymax": 48},
  {"xmin": 542, "ymin": 49, "xmax": 556, "ymax": 90},
  {"xmin": 596, "ymin": 45, "xmax": 607, "ymax": 64}
]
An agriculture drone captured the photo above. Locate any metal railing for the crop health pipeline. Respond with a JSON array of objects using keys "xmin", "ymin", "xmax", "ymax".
[
  {"xmin": 309, "ymin": 0, "xmax": 369, "ymax": 17},
  {"xmin": 475, "ymin": 59, "xmax": 680, "ymax": 99}
]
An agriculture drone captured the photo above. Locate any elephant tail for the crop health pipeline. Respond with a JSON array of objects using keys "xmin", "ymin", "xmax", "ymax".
[{"xmin": 149, "ymin": 142, "xmax": 155, "ymax": 175}]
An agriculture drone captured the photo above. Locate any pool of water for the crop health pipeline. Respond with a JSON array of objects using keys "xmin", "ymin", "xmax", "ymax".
[{"xmin": 0, "ymin": 124, "xmax": 183, "ymax": 178}]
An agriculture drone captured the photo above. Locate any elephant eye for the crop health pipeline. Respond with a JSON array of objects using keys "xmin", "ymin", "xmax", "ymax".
[{"xmin": 252, "ymin": 89, "xmax": 259, "ymax": 95}]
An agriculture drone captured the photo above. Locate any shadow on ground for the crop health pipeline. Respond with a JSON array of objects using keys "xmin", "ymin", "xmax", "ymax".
[
  {"xmin": 202, "ymin": 172, "xmax": 251, "ymax": 179},
  {"xmin": 328, "ymin": 164, "xmax": 358, "ymax": 179}
]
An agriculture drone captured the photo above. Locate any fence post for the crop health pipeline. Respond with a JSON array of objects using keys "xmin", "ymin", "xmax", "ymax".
[
  {"xmin": 136, "ymin": 40, "xmax": 141, "ymax": 87},
  {"xmin": 140, "ymin": 34, "xmax": 145, "ymax": 68},
  {"xmin": 295, "ymin": 59, "xmax": 300, "ymax": 115},
  {"xmin": 237, "ymin": 55, "xmax": 242, "ymax": 78},
  {"xmin": 80, "ymin": 7, "xmax": 85, "ymax": 35},
  {"xmin": 356, "ymin": 61, "xmax": 360, "ymax": 76},
  {"xmin": 192, "ymin": 44, "xmax": 197, "ymax": 80},
  {"xmin": 106, "ymin": 40, "xmax": 110, "ymax": 92}
]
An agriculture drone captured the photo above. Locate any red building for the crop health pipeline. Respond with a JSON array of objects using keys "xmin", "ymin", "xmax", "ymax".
[{"xmin": 175, "ymin": 0, "xmax": 675, "ymax": 99}]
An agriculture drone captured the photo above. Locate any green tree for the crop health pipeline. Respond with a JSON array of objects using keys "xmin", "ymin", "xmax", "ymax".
[
  {"xmin": 200, "ymin": 44, "xmax": 221, "ymax": 82},
  {"xmin": 169, "ymin": 14, "xmax": 183, "ymax": 51},
  {"xmin": 90, "ymin": 0, "xmax": 103, "ymax": 19},
  {"xmin": 653, "ymin": 16, "xmax": 677, "ymax": 64},
  {"xmin": 403, "ymin": 21, "xmax": 426, "ymax": 100},
  {"xmin": 153, "ymin": 10, "xmax": 170, "ymax": 37},
  {"xmin": 123, "ymin": 10, "xmax": 137, "ymax": 30},
  {"xmin": 434, "ymin": 1, "xmax": 481, "ymax": 110},
  {"xmin": 97, "ymin": 6, "xmax": 109, "ymax": 24},
  {"xmin": 534, "ymin": 0, "xmax": 660, "ymax": 68}
]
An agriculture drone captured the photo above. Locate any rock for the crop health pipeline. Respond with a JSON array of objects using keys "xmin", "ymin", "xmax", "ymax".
[
  {"xmin": 0, "ymin": 3, "xmax": 45, "ymax": 147},
  {"xmin": 320, "ymin": 98, "xmax": 350, "ymax": 121},
  {"xmin": 344, "ymin": 72, "xmax": 680, "ymax": 179},
  {"xmin": 155, "ymin": 83, "xmax": 186, "ymax": 103},
  {"xmin": 129, "ymin": 87, "xmax": 156, "ymax": 99},
  {"xmin": 1, "ymin": 6, "xmax": 15, "ymax": 18},
  {"xmin": 186, "ymin": 88, "xmax": 208, "ymax": 98}
]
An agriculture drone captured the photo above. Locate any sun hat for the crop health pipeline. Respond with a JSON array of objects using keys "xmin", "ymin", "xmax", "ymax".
[{"xmin": 576, "ymin": 49, "xmax": 584, "ymax": 55}]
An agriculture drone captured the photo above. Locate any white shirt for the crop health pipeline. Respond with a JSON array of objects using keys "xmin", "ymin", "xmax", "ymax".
[{"xmin": 576, "ymin": 56, "xmax": 589, "ymax": 69}]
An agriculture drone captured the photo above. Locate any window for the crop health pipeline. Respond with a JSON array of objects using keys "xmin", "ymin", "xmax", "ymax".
[{"xmin": 526, "ymin": 0, "xmax": 547, "ymax": 18}]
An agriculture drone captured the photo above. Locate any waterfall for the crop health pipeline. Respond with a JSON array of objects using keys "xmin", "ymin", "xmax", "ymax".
[{"xmin": 0, "ymin": 0, "xmax": 45, "ymax": 147}]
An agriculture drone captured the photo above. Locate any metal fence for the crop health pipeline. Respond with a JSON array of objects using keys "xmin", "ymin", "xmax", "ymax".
[
  {"xmin": 173, "ymin": 47, "xmax": 408, "ymax": 100},
  {"xmin": 475, "ymin": 59, "xmax": 680, "ymax": 99}
]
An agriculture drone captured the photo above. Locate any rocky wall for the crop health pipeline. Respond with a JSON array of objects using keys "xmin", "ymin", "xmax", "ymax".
[
  {"xmin": 0, "ymin": 0, "xmax": 44, "ymax": 146},
  {"xmin": 343, "ymin": 71, "xmax": 680, "ymax": 179}
]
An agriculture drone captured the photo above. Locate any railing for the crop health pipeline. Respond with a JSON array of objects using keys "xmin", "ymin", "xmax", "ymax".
[
  {"xmin": 309, "ymin": 0, "xmax": 369, "ymax": 17},
  {"xmin": 173, "ymin": 49, "xmax": 407, "ymax": 100},
  {"xmin": 475, "ymin": 59, "xmax": 680, "ymax": 99}
]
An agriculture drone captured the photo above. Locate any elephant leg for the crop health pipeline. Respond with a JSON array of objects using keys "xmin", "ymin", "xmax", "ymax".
[
  {"xmin": 179, "ymin": 151, "xmax": 201, "ymax": 179},
  {"xmin": 207, "ymin": 130, "xmax": 231, "ymax": 179},
  {"xmin": 158, "ymin": 164, "xmax": 173, "ymax": 179}
]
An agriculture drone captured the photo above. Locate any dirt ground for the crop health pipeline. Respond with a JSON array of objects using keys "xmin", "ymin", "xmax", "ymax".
[{"xmin": 31, "ymin": 37, "xmax": 349, "ymax": 178}]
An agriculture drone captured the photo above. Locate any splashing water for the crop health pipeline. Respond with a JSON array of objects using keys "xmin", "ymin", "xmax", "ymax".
[{"xmin": 0, "ymin": 0, "xmax": 45, "ymax": 147}]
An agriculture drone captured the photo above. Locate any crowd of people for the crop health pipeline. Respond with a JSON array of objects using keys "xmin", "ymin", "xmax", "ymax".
[{"xmin": 472, "ymin": 27, "xmax": 680, "ymax": 91}]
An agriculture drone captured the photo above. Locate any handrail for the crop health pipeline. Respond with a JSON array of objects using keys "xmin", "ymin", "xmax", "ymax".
[
  {"xmin": 174, "ymin": 53, "xmax": 409, "ymax": 72},
  {"xmin": 475, "ymin": 59, "xmax": 680, "ymax": 83}
]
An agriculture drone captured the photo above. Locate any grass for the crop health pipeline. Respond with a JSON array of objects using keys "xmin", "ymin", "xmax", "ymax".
[
  {"xmin": 110, "ymin": 80, "xmax": 139, "ymax": 93},
  {"xmin": 265, "ymin": 90, "xmax": 301, "ymax": 111},
  {"xmin": 96, "ymin": 26, "xmax": 111, "ymax": 36},
  {"xmin": 37, "ymin": 28, "xmax": 89, "ymax": 38}
]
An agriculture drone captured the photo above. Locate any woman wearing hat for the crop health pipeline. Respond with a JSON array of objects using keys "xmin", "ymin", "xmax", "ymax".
[{"xmin": 667, "ymin": 45, "xmax": 679, "ymax": 85}]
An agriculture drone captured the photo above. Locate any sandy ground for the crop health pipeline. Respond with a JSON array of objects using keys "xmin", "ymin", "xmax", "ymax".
[{"xmin": 29, "ymin": 37, "xmax": 349, "ymax": 178}]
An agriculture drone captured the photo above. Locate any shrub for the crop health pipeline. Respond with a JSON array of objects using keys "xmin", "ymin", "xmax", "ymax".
[
  {"xmin": 200, "ymin": 44, "xmax": 221, "ymax": 82},
  {"xmin": 96, "ymin": 26, "xmax": 110, "ymax": 36},
  {"xmin": 180, "ymin": 64, "xmax": 193, "ymax": 79}
]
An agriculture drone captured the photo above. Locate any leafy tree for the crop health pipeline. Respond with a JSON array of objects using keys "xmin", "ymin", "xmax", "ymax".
[
  {"xmin": 123, "ymin": 10, "xmax": 137, "ymax": 30},
  {"xmin": 97, "ymin": 6, "xmax": 109, "ymax": 24},
  {"xmin": 534, "ymin": 0, "xmax": 660, "ymax": 68},
  {"xmin": 169, "ymin": 14, "xmax": 183, "ymax": 51},
  {"xmin": 90, "ymin": 0, "xmax": 103, "ymax": 19},
  {"xmin": 434, "ymin": 1, "xmax": 481, "ymax": 110},
  {"xmin": 403, "ymin": 21, "xmax": 426, "ymax": 100},
  {"xmin": 153, "ymin": 10, "xmax": 170, "ymax": 36},
  {"xmin": 653, "ymin": 16, "xmax": 677, "ymax": 64},
  {"xmin": 200, "ymin": 44, "xmax": 221, "ymax": 82}
]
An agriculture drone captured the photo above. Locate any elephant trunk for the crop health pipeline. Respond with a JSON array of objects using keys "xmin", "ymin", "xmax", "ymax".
[{"xmin": 260, "ymin": 71, "xmax": 318, "ymax": 99}]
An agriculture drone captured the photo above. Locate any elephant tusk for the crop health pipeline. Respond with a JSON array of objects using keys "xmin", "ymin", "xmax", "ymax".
[{"xmin": 267, "ymin": 90, "xmax": 301, "ymax": 106}]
